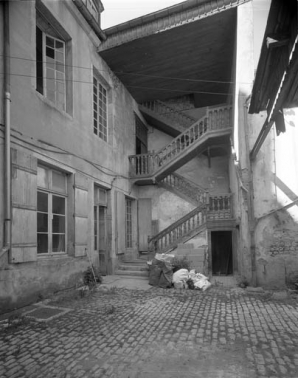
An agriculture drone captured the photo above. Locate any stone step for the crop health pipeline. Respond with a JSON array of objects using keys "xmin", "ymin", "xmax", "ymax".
[
  {"xmin": 115, "ymin": 269, "xmax": 149, "ymax": 278},
  {"xmin": 118, "ymin": 264, "xmax": 149, "ymax": 272},
  {"xmin": 122, "ymin": 259, "xmax": 148, "ymax": 265}
]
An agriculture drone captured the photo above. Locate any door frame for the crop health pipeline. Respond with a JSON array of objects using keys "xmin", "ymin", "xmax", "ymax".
[{"xmin": 207, "ymin": 228, "xmax": 237, "ymax": 275}]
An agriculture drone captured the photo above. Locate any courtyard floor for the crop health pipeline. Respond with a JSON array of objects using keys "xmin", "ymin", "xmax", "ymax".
[{"xmin": 1, "ymin": 277, "xmax": 298, "ymax": 378}]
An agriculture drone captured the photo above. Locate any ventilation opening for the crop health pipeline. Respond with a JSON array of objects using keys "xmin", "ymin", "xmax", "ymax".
[{"xmin": 211, "ymin": 231, "xmax": 233, "ymax": 275}]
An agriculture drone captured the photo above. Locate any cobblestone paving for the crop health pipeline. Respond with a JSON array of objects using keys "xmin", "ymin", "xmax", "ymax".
[{"xmin": 1, "ymin": 287, "xmax": 298, "ymax": 378}]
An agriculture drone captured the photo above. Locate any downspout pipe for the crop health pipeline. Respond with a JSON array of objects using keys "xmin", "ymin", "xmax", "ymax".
[{"xmin": 1, "ymin": 0, "xmax": 11, "ymax": 260}]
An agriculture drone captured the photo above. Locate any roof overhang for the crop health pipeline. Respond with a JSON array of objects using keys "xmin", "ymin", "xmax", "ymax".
[
  {"xmin": 249, "ymin": 0, "xmax": 298, "ymax": 119},
  {"xmin": 98, "ymin": 0, "xmax": 250, "ymax": 107}
]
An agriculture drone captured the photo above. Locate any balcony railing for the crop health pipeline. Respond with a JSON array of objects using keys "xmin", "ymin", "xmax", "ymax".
[
  {"xmin": 148, "ymin": 193, "xmax": 233, "ymax": 254},
  {"xmin": 208, "ymin": 193, "xmax": 233, "ymax": 220},
  {"xmin": 148, "ymin": 205, "xmax": 207, "ymax": 254},
  {"xmin": 129, "ymin": 104, "xmax": 232, "ymax": 179}
]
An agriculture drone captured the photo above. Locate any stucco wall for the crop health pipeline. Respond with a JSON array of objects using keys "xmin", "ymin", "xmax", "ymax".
[
  {"xmin": 232, "ymin": 2, "xmax": 254, "ymax": 283},
  {"xmin": 251, "ymin": 109, "xmax": 298, "ymax": 288},
  {"xmin": 138, "ymin": 185, "xmax": 195, "ymax": 233},
  {"xmin": 0, "ymin": 0, "xmax": 141, "ymax": 311}
]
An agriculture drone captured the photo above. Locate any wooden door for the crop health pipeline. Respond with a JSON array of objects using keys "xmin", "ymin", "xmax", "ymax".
[
  {"xmin": 138, "ymin": 198, "xmax": 152, "ymax": 252},
  {"xmin": 94, "ymin": 205, "xmax": 107, "ymax": 275}
]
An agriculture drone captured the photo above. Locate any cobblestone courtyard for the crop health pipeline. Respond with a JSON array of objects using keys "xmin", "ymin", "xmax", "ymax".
[{"xmin": 1, "ymin": 284, "xmax": 298, "ymax": 378}]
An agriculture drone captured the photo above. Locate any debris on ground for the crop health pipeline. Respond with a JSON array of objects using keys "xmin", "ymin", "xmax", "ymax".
[{"xmin": 148, "ymin": 254, "xmax": 211, "ymax": 291}]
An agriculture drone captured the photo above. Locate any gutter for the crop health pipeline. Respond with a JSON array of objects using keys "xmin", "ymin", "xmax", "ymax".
[
  {"xmin": 72, "ymin": 0, "xmax": 106, "ymax": 41},
  {"xmin": 1, "ymin": 1, "xmax": 11, "ymax": 260}
]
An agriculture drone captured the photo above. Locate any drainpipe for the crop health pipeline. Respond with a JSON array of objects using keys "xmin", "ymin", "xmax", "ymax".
[{"xmin": 1, "ymin": 1, "xmax": 11, "ymax": 260}]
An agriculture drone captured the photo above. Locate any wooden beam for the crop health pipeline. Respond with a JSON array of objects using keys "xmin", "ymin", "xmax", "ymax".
[{"xmin": 250, "ymin": 118, "xmax": 274, "ymax": 161}]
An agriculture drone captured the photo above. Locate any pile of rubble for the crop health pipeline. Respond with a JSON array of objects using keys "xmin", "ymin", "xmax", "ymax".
[{"xmin": 147, "ymin": 253, "xmax": 211, "ymax": 291}]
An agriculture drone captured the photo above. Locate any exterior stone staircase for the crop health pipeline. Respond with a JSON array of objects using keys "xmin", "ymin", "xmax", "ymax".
[
  {"xmin": 129, "ymin": 104, "xmax": 233, "ymax": 185},
  {"xmin": 115, "ymin": 258, "xmax": 149, "ymax": 278},
  {"xmin": 148, "ymin": 192, "xmax": 233, "ymax": 255},
  {"xmin": 129, "ymin": 102, "xmax": 235, "ymax": 262},
  {"xmin": 139, "ymin": 100, "xmax": 196, "ymax": 136},
  {"xmin": 158, "ymin": 173, "xmax": 207, "ymax": 206}
]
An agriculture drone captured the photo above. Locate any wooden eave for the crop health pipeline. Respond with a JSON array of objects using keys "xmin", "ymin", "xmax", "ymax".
[
  {"xmin": 249, "ymin": 0, "xmax": 298, "ymax": 115},
  {"xmin": 97, "ymin": 0, "xmax": 250, "ymax": 107},
  {"xmin": 99, "ymin": 0, "xmax": 250, "ymax": 51}
]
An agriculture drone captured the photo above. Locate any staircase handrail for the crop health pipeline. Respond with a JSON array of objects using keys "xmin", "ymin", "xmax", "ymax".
[
  {"xmin": 160, "ymin": 173, "xmax": 208, "ymax": 205},
  {"xmin": 141, "ymin": 100, "xmax": 197, "ymax": 129},
  {"xmin": 129, "ymin": 104, "xmax": 232, "ymax": 178},
  {"xmin": 148, "ymin": 192, "xmax": 233, "ymax": 253},
  {"xmin": 148, "ymin": 204, "xmax": 207, "ymax": 253}
]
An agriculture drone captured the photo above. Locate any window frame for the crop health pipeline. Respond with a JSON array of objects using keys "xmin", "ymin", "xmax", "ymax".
[
  {"xmin": 43, "ymin": 32, "xmax": 66, "ymax": 111},
  {"xmin": 93, "ymin": 75, "xmax": 108, "ymax": 142},
  {"xmin": 37, "ymin": 165, "xmax": 68, "ymax": 256},
  {"xmin": 125, "ymin": 198, "xmax": 133, "ymax": 249},
  {"xmin": 35, "ymin": 2, "xmax": 73, "ymax": 115}
]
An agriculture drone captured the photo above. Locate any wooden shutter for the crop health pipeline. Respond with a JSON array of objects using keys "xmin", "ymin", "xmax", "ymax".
[
  {"xmin": 74, "ymin": 173, "xmax": 89, "ymax": 257},
  {"xmin": 11, "ymin": 149, "xmax": 37, "ymax": 263}
]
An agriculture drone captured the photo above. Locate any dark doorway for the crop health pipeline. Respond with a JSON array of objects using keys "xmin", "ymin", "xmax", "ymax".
[{"xmin": 211, "ymin": 231, "xmax": 233, "ymax": 275}]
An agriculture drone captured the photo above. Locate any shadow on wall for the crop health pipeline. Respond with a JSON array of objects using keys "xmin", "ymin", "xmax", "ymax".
[{"xmin": 255, "ymin": 174, "xmax": 298, "ymax": 289}]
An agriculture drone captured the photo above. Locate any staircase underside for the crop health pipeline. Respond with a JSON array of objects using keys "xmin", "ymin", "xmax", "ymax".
[
  {"xmin": 132, "ymin": 129, "xmax": 231, "ymax": 185},
  {"xmin": 139, "ymin": 105, "xmax": 182, "ymax": 137}
]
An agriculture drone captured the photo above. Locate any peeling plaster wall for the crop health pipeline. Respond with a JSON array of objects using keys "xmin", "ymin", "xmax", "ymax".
[
  {"xmin": 232, "ymin": 2, "xmax": 254, "ymax": 283},
  {"xmin": 138, "ymin": 186, "xmax": 195, "ymax": 233},
  {"xmin": 251, "ymin": 109, "xmax": 298, "ymax": 288},
  {"xmin": 0, "ymin": 0, "xmax": 141, "ymax": 311}
]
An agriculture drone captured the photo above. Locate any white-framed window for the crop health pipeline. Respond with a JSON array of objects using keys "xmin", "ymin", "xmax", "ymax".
[
  {"xmin": 93, "ymin": 76, "xmax": 108, "ymax": 142},
  {"xmin": 83, "ymin": 0, "xmax": 99, "ymax": 22},
  {"xmin": 125, "ymin": 198, "xmax": 133, "ymax": 248},
  {"xmin": 36, "ymin": 27, "xmax": 66, "ymax": 111},
  {"xmin": 37, "ymin": 165, "xmax": 67, "ymax": 254}
]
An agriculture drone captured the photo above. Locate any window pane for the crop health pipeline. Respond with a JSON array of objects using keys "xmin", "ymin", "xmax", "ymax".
[
  {"xmin": 55, "ymin": 40, "xmax": 64, "ymax": 50},
  {"xmin": 37, "ymin": 166, "xmax": 48, "ymax": 188},
  {"xmin": 52, "ymin": 215, "xmax": 65, "ymax": 233},
  {"xmin": 37, "ymin": 213, "xmax": 48, "ymax": 232},
  {"xmin": 37, "ymin": 234, "xmax": 48, "ymax": 253},
  {"xmin": 46, "ymin": 46, "xmax": 55, "ymax": 59},
  {"xmin": 56, "ymin": 62, "xmax": 65, "ymax": 73},
  {"xmin": 57, "ymin": 81, "xmax": 64, "ymax": 94},
  {"xmin": 52, "ymin": 195, "xmax": 65, "ymax": 214},
  {"xmin": 36, "ymin": 27, "xmax": 43, "ymax": 95},
  {"xmin": 37, "ymin": 191, "xmax": 48, "ymax": 212},
  {"xmin": 46, "ymin": 36, "xmax": 54, "ymax": 48},
  {"xmin": 46, "ymin": 55, "xmax": 55, "ymax": 70},
  {"xmin": 52, "ymin": 234, "xmax": 65, "ymax": 252},
  {"xmin": 126, "ymin": 199, "xmax": 132, "ymax": 248},
  {"xmin": 52, "ymin": 170, "xmax": 66, "ymax": 193}
]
